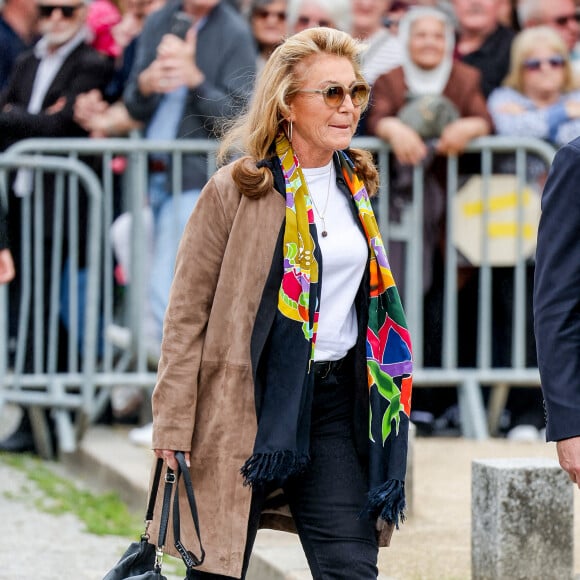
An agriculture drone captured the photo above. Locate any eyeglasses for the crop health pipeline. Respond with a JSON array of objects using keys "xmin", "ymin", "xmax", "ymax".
[
  {"xmin": 296, "ymin": 15, "xmax": 332, "ymax": 28},
  {"xmin": 551, "ymin": 13, "xmax": 580, "ymax": 27},
  {"xmin": 38, "ymin": 3, "xmax": 83, "ymax": 18},
  {"xmin": 522, "ymin": 55, "xmax": 566, "ymax": 72},
  {"xmin": 254, "ymin": 8, "xmax": 286, "ymax": 22},
  {"xmin": 298, "ymin": 82, "xmax": 370, "ymax": 108}
]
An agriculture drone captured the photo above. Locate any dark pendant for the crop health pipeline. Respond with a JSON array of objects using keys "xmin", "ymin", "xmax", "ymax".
[{"xmin": 321, "ymin": 230, "xmax": 328, "ymax": 237}]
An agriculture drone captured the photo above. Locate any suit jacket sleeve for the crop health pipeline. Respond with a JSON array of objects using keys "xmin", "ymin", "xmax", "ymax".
[{"xmin": 534, "ymin": 138, "xmax": 580, "ymax": 441}]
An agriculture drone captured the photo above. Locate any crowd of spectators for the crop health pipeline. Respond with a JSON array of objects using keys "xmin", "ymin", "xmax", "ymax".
[{"xmin": 3, "ymin": 0, "xmax": 580, "ymax": 452}]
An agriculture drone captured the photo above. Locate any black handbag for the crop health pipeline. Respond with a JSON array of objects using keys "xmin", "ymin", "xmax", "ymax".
[{"xmin": 103, "ymin": 451, "xmax": 205, "ymax": 580}]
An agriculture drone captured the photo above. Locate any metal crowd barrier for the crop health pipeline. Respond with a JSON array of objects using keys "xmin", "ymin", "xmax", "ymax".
[
  {"xmin": 0, "ymin": 154, "xmax": 102, "ymax": 456},
  {"xmin": 0, "ymin": 135, "xmax": 557, "ymax": 451}
]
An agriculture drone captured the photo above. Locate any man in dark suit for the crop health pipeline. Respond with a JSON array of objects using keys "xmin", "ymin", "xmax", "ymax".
[
  {"xmin": 0, "ymin": 0, "xmax": 113, "ymax": 151},
  {"xmin": 0, "ymin": 0, "xmax": 112, "ymax": 454},
  {"xmin": 534, "ymin": 137, "xmax": 580, "ymax": 488}
]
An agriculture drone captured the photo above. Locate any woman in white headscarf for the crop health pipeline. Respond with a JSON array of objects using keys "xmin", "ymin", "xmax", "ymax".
[
  {"xmin": 366, "ymin": 6, "xmax": 493, "ymax": 396},
  {"xmin": 367, "ymin": 6, "xmax": 491, "ymax": 166}
]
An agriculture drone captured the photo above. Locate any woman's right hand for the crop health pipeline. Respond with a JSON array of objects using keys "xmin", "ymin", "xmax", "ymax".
[
  {"xmin": 376, "ymin": 117, "xmax": 428, "ymax": 166},
  {"xmin": 155, "ymin": 448, "xmax": 191, "ymax": 471}
]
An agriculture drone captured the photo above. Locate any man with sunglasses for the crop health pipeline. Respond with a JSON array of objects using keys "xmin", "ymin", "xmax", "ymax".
[
  {"xmin": 518, "ymin": 0, "xmax": 580, "ymax": 72},
  {"xmin": 0, "ymin": 0, "xmax": 113, "ymax": 152},
  {"xmin": 0, "ymin": 0, "xmax": 113, "ymax": 455}
]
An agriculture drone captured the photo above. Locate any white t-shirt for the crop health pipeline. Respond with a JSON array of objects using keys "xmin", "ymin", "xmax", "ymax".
[{"xmin": 302, "ymin": 160, "xmax": 368, "ymax": 361}]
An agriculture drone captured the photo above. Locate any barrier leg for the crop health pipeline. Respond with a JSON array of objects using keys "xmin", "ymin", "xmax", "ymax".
[
  {"xmin": 487, "ymin": 382, "xmax": 510, "ymax": 436},
  {"xmin": 458, "ymin": 377, "xmax": 489, "ymax": 439},
  {"xmin": 29, "ymin": 405, "xmax": 55, "ymax": 459},
  {"xmin": 53, "ymin": 408, "xmax": 76, "ymax": 454}
]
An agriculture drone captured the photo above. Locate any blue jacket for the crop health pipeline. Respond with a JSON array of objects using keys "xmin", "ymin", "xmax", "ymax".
[{"xmin": 124, "ymin": 0, "xmax": 256, "ymax": 192}]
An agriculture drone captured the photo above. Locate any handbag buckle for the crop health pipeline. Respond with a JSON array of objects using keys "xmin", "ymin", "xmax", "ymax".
[
  {"xmin": 165, "ymin": 471, "xmax": 176, "ymax": 484},
  {"xmin": 154, "ymin": 546, "xmax": 164, "ymax": 570}
]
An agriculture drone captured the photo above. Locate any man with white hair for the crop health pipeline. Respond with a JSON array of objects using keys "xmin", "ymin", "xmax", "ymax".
[
  {"xmin": 453, "ymin": 0, "xmax": 515, "ymax": 97},
  {"xmin": 0, "ymin": 0, "xmax": 113, "ymax": 151},
  {"xmin": 518, "ymin": 0, "xmax": 580, "ymax": 71}
]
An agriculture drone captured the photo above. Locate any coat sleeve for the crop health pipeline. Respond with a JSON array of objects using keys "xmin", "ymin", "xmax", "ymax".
[
  {"xmin": 534, "ymin": 138, "xmax": 580, "ymax": 441},
  {"xmin": 151, "ymin": 173, "xmax": 235, "ymax": 451}
]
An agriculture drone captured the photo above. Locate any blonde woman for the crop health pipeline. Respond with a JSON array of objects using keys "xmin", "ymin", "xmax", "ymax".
[
  {"xmin": 150, "ymin": 27, "xmax": 412, "ymax": 580},
  {"xmin": 488, "ymin": 26, "xmax": 580, "ymax": 148}
]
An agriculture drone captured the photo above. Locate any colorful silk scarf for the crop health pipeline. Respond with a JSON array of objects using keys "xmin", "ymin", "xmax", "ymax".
[{"xmin": 241, "ymin": 133, "xmax": 413, "ymax": 527}]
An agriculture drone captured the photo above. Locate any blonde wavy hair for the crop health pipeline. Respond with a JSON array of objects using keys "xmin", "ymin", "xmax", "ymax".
[
  {"xmin": 503, "ymin": 26, "xmax": 576, "ymax": 93},
  {"xmin": 218, "ymin": 27, "xmax": 379, "ymax": 198}
]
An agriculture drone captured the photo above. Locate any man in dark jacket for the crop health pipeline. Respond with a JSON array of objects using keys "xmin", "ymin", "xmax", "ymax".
[
  {"xmin": 534, "ymin": 137, "xmax": 580, "ymax": 488},
  {"xmin": 124, "ymin": 0, "xmax": 256, "ymax": 196},
  {"xmin": 0, "ymin": 0, "xmax": 113, "ymax": 152},
  {"xmin": 453, "ymin": 0, "xmax": 515, "ymax": 98},
  {"xmin": 123, "ymin": 0, "xmax": 256, "ymax": 346}
]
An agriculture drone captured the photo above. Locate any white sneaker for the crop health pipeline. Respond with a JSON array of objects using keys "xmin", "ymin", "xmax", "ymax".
[
  {"xmin": 506, "ymin": 424, "xmax": 540, "ymax": 442},
  {"xmin": 106, "ymin": 324, "xmax": 132, "ymax": 349},
  {"xmin": 128, "ymin": 422, "xmax": 153, "ymax": 447},
  {"xmin": 111, "ymin": 385, "xmax": 144, "ymax": 418}
]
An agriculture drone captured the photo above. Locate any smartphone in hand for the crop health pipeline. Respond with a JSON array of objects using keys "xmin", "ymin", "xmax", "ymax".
[{"xmin": 170, "ymin": 11, "xmax": 193, "ymax": 39}]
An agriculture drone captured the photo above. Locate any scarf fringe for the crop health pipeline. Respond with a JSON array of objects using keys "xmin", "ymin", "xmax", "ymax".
[
  {"xmin": 240, "ymin": 451, "xmax": 309, "ymax": 487},
  {"xmin": 362, "ymin": 479, "xmax": 406, "ymax": 529}
]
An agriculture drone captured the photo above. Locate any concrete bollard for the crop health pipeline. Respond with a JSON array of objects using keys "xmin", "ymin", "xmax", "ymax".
[{"xmin": 471, "ymin": 458, "xmax": 573, "ymax": 580}]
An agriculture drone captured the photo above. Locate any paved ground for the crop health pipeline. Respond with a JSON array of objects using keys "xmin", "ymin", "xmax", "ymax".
[
  {"xmin": 0, "ymin": 459, "xmax": 132, "ymax": 580},
  {"xmin": 1, "ymin": 404, "xmax": 579, "ymax": 579},
  {"xmin": 65, "ymin": 424, "xmax": 580, "ymax": 580},
  {"xmin": 0, "ymin": 406, "xmax": 185, "ymax": 580}
]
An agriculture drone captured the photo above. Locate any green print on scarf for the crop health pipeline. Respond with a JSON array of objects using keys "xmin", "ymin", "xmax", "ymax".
[{"xmin": 242, "ymin": 133, "xmax": 413, "ymax": 528}]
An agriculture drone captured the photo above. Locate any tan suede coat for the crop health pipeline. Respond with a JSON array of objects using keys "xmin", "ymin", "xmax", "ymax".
[{"xmin": 147, "ymin": 161, "xmax": 393, "ymax": 578}]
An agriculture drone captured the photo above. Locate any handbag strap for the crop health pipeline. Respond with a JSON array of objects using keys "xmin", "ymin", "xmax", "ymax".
[
  {"xmin": 172, "ymin": 451, "xmax": 206, "ymax": 568},
  {"xmin": 157, "ymin": 465, "xmax": 176, "ymax": 550},
  {"xmin": 145, "ymin": 458, "xmax": 164, "ymax": 522}
]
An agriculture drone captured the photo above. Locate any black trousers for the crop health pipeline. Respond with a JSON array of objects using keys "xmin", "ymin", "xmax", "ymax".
[{"xmin": 188, "ymin": 359, "xmax": 379, "ymax": 580}]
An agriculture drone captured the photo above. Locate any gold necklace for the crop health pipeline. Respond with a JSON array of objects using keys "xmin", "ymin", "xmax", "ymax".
[{"xmin": 309, "ymin": 164, "xmax": 332, "ymax": 238}]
